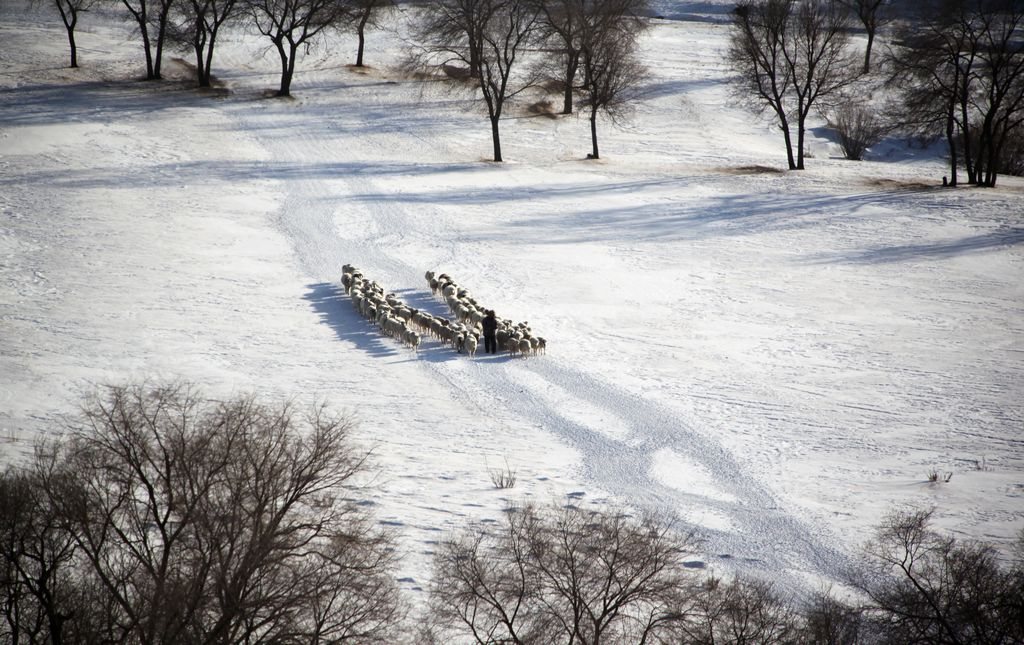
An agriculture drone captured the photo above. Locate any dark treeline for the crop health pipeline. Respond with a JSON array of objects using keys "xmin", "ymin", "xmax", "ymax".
[
  {"xmin": 727, "ymin": 0, "xmax": 1024, "ymax": 185},
  {"xmin": 3, "ymin": 382, "xmax": 1023, "ymax": 644}
]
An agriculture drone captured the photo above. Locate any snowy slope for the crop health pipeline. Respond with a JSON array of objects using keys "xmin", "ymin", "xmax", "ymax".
[{"xmin": 1, "ymin": 0, "xmax": 1022, "ymax": 601}]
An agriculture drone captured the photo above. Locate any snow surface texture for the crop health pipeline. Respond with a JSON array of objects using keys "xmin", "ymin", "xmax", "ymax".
[{"xmin": 1, "ymin": 0, "xmax": 1022, "ymax": 599}]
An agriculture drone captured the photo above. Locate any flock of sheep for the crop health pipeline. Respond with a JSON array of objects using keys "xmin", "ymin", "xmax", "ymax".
[{"xmin": 340, "ymin": 264, "xmax": 546, "ymax": 358}]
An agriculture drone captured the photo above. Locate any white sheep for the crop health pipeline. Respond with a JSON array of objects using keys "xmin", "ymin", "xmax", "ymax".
[
  {"xmin": 404, "ymin": 328, "xmax": 421, "ymax": 351},
  {"xmin": 518, "ymin": 338, "xmax": 532, "ymax": 357}
]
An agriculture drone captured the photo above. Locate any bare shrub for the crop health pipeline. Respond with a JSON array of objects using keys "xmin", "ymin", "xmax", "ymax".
[
  {"xmin": 830, "ymin": 102, "xmax": 891, "ymax": 160},
  {"xmin": 2, "ymin": 382, "xmax": 403, "ymax": 644},
  {"xmin": 728, "ymin": 0, "xmax": 860, "ymax": 170},
  {"xmin": 0, "ymin": 465, "xmax": 79, "ymax": 645},
  {"xmin": 429, "ymin": 508, "xmax": 546, "ymax": 644},
  {"xmin": 998, "ymin": 126, "xmax": 1024, "ymax": 177},
  {"xmin": 674, "ymin": 575, "xmax": 801, "ymax": 644},
  {"xmin": 856, "ymin": 508, "xmax": 1024, "ymax": 644},
  {"xmin": 487, "ymin": 457, "xmax": 518, "ymax": 489},
  {"xmin": 801, "ymin": 589, "xmax": 864, "ymax": 645},
  {"xmin": 429, "ymin": 502, "xmax": 694, "ymax": 644}
]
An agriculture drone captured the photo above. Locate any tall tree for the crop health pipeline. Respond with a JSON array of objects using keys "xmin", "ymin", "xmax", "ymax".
[
  {"xmin": 430, "ymin": 503, "xmax": 692, "ymax": 644},
  {"xmin": 577, "ymin": 20, "xmax": 646, "ymax": 158},
  {"xmin": 888, "ymin": 0, "xmax": 1024, "ymax": 187},
  {"xmin": 887, "ymin": 1, "xmax": 974, "ymax": 185},
  {"xmin": 173, "ymin": 0, "xmax": 240, "ymax": 87},
  {"xmin": 969, "ymin": 0, "xmax": 1024, "ymax": 186},
  {"xmin": 115, "ymin": 0, "xmax": 179, "ymax": 79},
  {"xmin": 32, "ymin": 382, "xmax": 402, "ymax": 644},
  {"xmin": 0, "ymin": 466, "xmax": 78, "ymax": 645},
  {"xmin": 39, "ymin": 0, "xmax": 99, "ymax": 68},
  {"xmin": 857, "ymin": 509, "xmax": 1024, "ymax": 643},
  {"xmin": 532, "ymin": 0, "xmax": 647, "ymax": 114},
  {"xmin": 350, "ymin": 0, "xmax": 390, "ymax": 67},
  {"xmin": 476, "ymin": 0, "xmax": 540, "ymax": 161},
  {"xmin": 412, "ymin": 0, "xmax": 488, "ymax": 78},
  {"xmin": 728, "ymin": 0, "xmax": 859, "ymax": 170},
  {"xmin": 840, "ymin": 0, "xmax": 887, "ymax": 73},
  {"xmin": 413, "ymin": 0, "xmax": 541, "ymax": 161},
  {"xmin": 533, "ymin": 0, "xmax": 585, "ymax": 113},
  {"xmin": 246, "ymin": 0, "xmax": 350, "ymax": 96}
]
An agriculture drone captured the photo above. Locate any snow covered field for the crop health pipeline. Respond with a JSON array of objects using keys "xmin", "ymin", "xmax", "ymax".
[{"xmin": 1, "ymin": 0, "xmax": 1022, "ymax": 600}]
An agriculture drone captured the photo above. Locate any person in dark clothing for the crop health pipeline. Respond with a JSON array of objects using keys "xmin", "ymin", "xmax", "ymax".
[{"xmin": 482, "ymin": 310, "xmax": 498, "ymax": 354}]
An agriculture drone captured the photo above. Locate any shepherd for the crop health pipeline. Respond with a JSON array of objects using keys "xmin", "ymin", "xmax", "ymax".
[{"xmin": 482, "ymin": 310, "xmax": 498, "ymax": 354}]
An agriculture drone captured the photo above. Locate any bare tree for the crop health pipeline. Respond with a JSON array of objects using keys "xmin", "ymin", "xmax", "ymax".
[
  {"xmin": 33, "ymin": 0, "xmax": 99, "ymax": 68},
  {"xmin": 113, "ymin": 0, "xmax": 180, "ymax": 79},
  {"xmin": 800, "ymin": 589, "xmax": 864, "ymax": 645},
  {"xmin": 429, "ymin": 502, "xmax": 694, "ymax": 644},
  {"xmin": 430, "ymin": 507, "xmax": 546, "ymax": 644},
  {"xmin": 245, "ymin": 0, "xmax": 350, "ymax": 96},
  {"xmin": 349, "ymin": 0, "xmax": 390, "ymax": 67},
  {"xmin": 411, "ymin": 0, "xmax": 488, "ymax": 78},
  {"xmin": 887, "ymin": 0, "xmax": 1024, "ymax": 187},
  {"xmin": 30, "ymin": 382, "xmax": 402, "ymax": 644},
  {"xmin": 412, "ymin": 0, "xmax": 541, "ymax": 161},
  {"xmin": 728, "ymin": 0, "xmax": 860, "ymax": 170},
  {"xmin": 886, "ymin": 2, "xmax": 974, "ymax": 185},
  {"xmin": 855, "ymin": 508, "xmax": 1024, "ymax": 644},
  {"xmin": 0, "ymin": 466, "xmax": 77, "ymax": 645},
  {"xmin": 968, "ymin": 0, "xmax": 1024, "ymax": 187},
  {"xmin": 577, "ymin": 19, "xmax": 647, "ymax": 159},
  {"xmin": 674, "ymin": 575, "xmax": 801, "ymax": 644},
  {"xmin": 170, "ymin": 0, "xmax": 240, "ymax": 87},
  {"xmin": 531, "ymin": 0, "xmax": 647, "ymax": 114},
  {"xmin": 527, "ymin": 505, "xmax": 690, "ymax": 644},
  {"xmin": 840, "ymin": 0, "xmax": 888, "ymax": 73},
  {"xmin": 532, "ymin": 0, "xmax": 585, "ymax": 114},
  {"xmin": 829, "ymin": 100, "xmax": 891, "ymax": 159}
]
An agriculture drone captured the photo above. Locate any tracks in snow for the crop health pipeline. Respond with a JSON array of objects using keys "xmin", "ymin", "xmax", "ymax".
[{"xmin": 223, "ymin": 79, "xmax": 854, "ymax": 590}]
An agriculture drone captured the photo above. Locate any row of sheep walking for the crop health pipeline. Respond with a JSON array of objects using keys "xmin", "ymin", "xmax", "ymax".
[
  {"xmin": 426, "ymin": 270, "xmax": 546, "ymax": 357},
  {"xmin": 341, "ymin": 265, "xmax": 545, "ymax": 357},
  {"xmin": 342, "ymin": 264, "xmax": 422, "ymax": 351}
]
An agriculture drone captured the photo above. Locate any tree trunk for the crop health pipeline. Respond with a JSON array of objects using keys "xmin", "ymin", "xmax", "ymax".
[
  {"xmin": 153, "ymin": 50, "xmax": 163, "ymax": 79},
  {"xmin": 142, "ymin": 28, "xmax": 155, "ymax": 79},
  {"xmin": 781, "ymin": 124, "xmax": 796, "ymax": 170},
  {"xmin": 56, "ymin": 2, "xmax": 78, "ymax": 68},
  {"xmin": 194, "ymin": 19, "xmax": 209, "ymax": 88},
  {"xmin": 469, "ymin": 40, "xmax": 481, "ymax": 78},
  {"xmin": 203, "ymin": 38, "xmax": 218, "ymax": 88},
  {"xmin": 946, "ymin": 111, "xmax": 958, "ymax": 186},
  {"xmin": 983, "ymin": 135, "xmax": 1000, "ymax": 187},
  {"xmin": 196, "ymin": 45, "xmax": 207, "ymax": 86},
  {"xmin": 563, "ymin": 53, "xmax": 578, "ymax": 114},
  {"xmin": 958, "ymin": 71, "xmax": 975, "ymax": 184},
  {"xmin": 202, "ymin": 36, "xmax": 216, "ymax": 87},
  {"xmin": 796, "ymin": 119, "xmax": 806, "ymax": 170},
  {"xmin": 66, "ymin": 24, "xmax": 78, "ymax": 68},
  {"xmin": 277, "ymin": 42, "xmax": 294, "ymax": 96},
  {"xmin": 589, "ymin": 107, "xmax": 599, "ymax": 159},
  {"xmin": 151, "ymin": 5, "xmax": 169, "ymax": 80},
  {"xmin": 356, "ymin": 8, "xmax": 370, "ymax": 67},
  {"xmin": 490, "ymin": 115, "xmax": 502, "ymax": 162},
  {"xmin": 863, "ymin": 28, "xmax": 874, "ymax": 75},
  {"xmin": 773, "ymin": 104, "xmax": 796, "ymax": 170}
]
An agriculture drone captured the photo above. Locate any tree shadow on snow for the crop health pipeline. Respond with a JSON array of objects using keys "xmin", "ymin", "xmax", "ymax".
[
  {"xmin": 441, "ymin": 183, "xmax": 956, "ymax": 245},
  {"xmin": 0, "ymin": 159, "xmax": 481, "ymax": 190},
  {"xmin": 803, "ymin": 227, "xmax": 1024, "ymax": 265}
]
